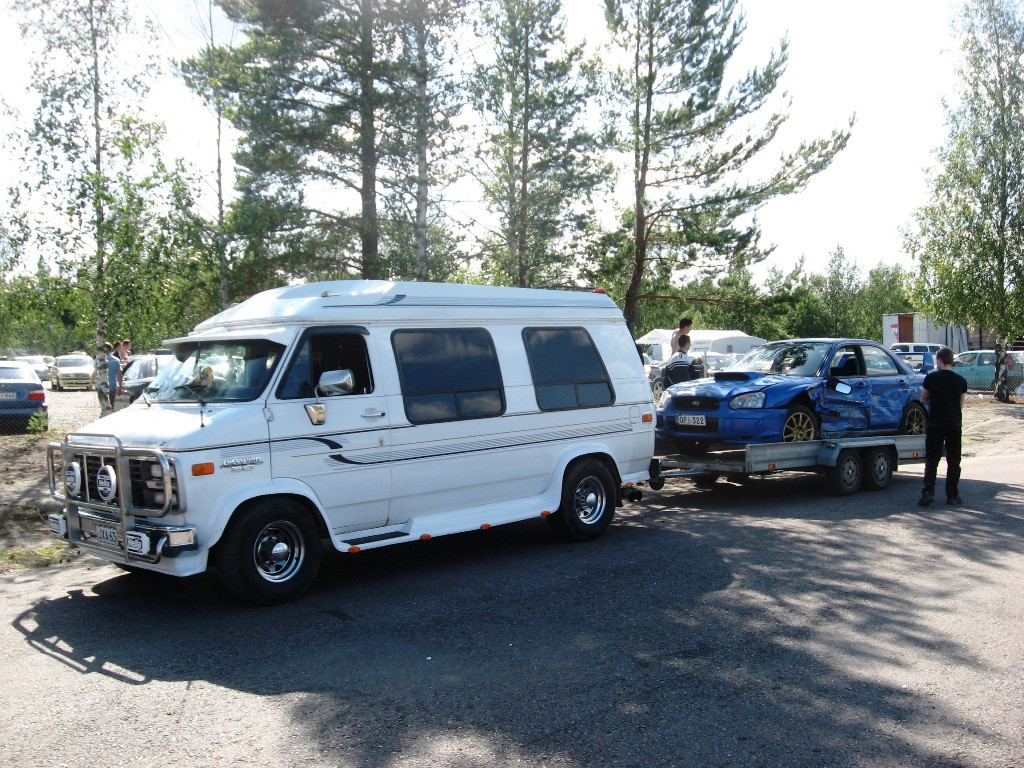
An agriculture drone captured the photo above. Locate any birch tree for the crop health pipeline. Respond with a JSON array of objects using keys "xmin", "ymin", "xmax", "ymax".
[{"xmin": 910, "ymin": 0, "xmax": 1024, "ymax": 401}]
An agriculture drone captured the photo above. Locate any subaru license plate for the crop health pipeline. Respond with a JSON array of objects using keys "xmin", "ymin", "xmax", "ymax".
[{"xmin": 676, "ymin": 414, "xmax": 707, "ymax": 427}]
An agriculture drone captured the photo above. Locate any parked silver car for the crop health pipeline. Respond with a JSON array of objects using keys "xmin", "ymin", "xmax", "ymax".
[{"xmin": 49, "ymin": 353, "xmax": 95, "ymax": 391}]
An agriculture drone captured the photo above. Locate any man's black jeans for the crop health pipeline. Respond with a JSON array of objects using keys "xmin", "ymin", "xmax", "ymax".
[{"xmin": 923, "ymin": 424, "xmax": 962, "ymax": 497}]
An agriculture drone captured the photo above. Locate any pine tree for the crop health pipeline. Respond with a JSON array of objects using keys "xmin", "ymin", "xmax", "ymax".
[
  {"xmin": 603, "ymin": 0, "xmax": 850, "ymax": 330},
  {"xmin": 471, "ymin": 0, "xmax": 609, "ymax": 287}
]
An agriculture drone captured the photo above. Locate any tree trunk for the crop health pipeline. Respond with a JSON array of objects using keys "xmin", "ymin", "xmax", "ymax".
[
  {"xmin": 358, "ymin": 0, "xmax": 380, "ymax": 279},
  {"xmin": 515, "ymin": 29, "xmax": 532, "ymax": 288},
  {"xmin": 89, "ymin": 0, "xmax": 107, "ymax": 344},
  {"xmin": 413, "ymin": 6, "xmax": 430, "ymax": 281}
]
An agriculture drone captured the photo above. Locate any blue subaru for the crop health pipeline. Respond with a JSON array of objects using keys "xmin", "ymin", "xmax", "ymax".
[{"xmin": 656, "ymin": 339, "xmax": 928, "ymax": 449}]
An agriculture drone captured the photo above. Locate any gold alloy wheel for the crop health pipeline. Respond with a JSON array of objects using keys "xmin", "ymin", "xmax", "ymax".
[{"xmin": 782, "ymin": 407, "xmax": 817, "ymax": 442}]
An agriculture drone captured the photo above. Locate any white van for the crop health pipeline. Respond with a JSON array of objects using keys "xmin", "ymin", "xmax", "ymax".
[{"xmin": 48, "ymin": 281, "xmax": 657, "ymax": 604}]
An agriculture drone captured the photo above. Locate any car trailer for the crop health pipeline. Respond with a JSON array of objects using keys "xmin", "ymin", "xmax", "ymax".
[{"xmin": 649, "ymin": 434, "xmax": 927, "ymax": 496}]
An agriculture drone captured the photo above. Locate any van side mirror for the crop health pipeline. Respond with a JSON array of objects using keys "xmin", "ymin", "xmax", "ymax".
[{"xmin": 317, "ymin": 369, "xmax": 356, "ymax": 397}]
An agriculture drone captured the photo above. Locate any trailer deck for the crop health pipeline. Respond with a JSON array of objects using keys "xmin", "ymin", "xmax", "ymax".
[{"xmin": 651, "ymin": 434, "xmax": 927, "ymax": 496}]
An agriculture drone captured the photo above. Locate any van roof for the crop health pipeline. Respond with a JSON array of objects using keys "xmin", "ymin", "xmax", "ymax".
[{"xmin": 178, "ymin": 280, "xmax": 623, "ymax": 339}]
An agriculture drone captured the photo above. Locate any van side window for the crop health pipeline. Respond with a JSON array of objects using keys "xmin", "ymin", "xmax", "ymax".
[
  {"xmin": 392, "ymin": 329, "xmax": 504, "ymax": 423},
  {"xmin": 278, "ymin": 330, "xmax": 373, "ymax": 399},
  {"xmin": 523, "ymin": 327, "xmax": 614, "ymax": 410}
]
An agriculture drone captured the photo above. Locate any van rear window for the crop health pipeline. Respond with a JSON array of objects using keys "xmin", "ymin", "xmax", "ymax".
[
  {"xmin": 523, "ymin": 328, "xmax": 613, "ymax": 410},
  {"xmin": 393, "ymin": 329, "xmax": 504, "ymax": 423}
]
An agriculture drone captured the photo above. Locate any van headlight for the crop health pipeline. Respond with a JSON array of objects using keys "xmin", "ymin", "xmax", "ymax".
[{"xmin": 730, "ymin": 391, "xmax": 766, "ymax": 409}]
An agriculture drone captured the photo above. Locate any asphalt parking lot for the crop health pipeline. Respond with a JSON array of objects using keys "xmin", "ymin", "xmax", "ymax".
[{"xmin": 2, "ymin": 392, "xmax": 1023, "ymax": 767}]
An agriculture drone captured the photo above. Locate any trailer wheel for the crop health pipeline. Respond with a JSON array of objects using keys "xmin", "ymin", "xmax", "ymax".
[
  {"xmin": 899, "ymin": 403, "xmax": 927, "ymax": 435},
  {"xmin": 827, "ymin": 448, "xmax": 863, "ymax": 496},
  {"xmin": 862, "ymin": 446, "xmax": 894, "ymax": 491},
  {"xmin": 216, "ymin": 497, "xmax": 322, "ymax": 605},
  {"xmin": 782, "ymin": 405, "xmax": 819, "ymax": 442},
  {"xmin": 548, "ymin": 459, "xmax": 616, "ymax": 542}
]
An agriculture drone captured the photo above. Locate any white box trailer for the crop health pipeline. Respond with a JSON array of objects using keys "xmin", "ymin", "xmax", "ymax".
[{"xmin": 883, "ymin": 313, "xmax": 967, "ymax": 353}]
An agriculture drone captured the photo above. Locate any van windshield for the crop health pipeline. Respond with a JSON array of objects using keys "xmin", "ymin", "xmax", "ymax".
[{"xmin": 146, "ymin": 340, "xmax": 284, "ymax": 403}]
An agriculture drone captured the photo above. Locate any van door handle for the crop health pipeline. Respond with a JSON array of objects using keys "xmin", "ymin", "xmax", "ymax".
[{"xmin": 361, "ymin": 410, "xmax": 385, "ymax": 418}]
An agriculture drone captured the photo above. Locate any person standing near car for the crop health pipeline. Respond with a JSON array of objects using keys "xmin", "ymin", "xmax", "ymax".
[
  {"xmin": 663, "ymin": 334, "xmax": 695, "ymax": 386},
  {"xmin": 919, "ymin": 346, "xmax": 968, "ymax": 507},
  {"xmin": 670, "ymin": 317, "xmax": 693, "ymax": 354}
]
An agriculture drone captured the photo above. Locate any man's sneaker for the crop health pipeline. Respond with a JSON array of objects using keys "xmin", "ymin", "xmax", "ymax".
[
  {"xmin": 918, "ymin": 493, "xmax": 934, "ymax": 507},
  {"xmin": 947, "ymin": 495, "xmax": 963, "ymax": 505}
]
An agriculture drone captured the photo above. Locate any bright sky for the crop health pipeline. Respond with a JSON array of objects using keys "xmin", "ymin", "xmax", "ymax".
[{"xmin": 1, "ymin": 0, "xmax": 963, "ymax": 281}]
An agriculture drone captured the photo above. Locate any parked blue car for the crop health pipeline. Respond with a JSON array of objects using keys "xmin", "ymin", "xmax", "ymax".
[{"xmin": 656, "ymin": 339, "xmax": 928, "ymax": 449}]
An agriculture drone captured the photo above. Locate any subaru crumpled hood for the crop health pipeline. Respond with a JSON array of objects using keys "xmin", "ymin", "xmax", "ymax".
[{"xmin": 667, "ymin": 369, "xmax": 819, "ymax": 400}]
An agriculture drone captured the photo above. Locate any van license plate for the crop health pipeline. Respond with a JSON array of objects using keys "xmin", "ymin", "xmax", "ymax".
[
  {"xmin": 95, "ymin": 524, "xmax": 119, "ymax": 547},
  {"xmin": 676, "ymin": 414, "xmax": 707, "ymax": 427}
]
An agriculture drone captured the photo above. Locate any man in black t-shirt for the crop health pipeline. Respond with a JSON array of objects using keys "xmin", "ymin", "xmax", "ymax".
[{"xmin": 918, "ymin": 347, "xmax": 968, "ymax": 506}]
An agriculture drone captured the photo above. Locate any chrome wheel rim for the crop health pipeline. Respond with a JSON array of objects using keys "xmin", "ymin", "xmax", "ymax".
[
  {"xmin": 252, "ymin": 520, "xmax": 305, "ymax": 583},
  {"xmin": 574, "ymin": 477, "xmax": 608, "ymax": 525},
  {"xmin": 783, "ymin": 411, "xmax": 816, "ymax": 441}
]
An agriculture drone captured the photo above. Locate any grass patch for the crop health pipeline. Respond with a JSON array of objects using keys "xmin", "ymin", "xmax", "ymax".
[{"xmin": 0, "ymin": 542, "xmax": 76, "ymax": 573}]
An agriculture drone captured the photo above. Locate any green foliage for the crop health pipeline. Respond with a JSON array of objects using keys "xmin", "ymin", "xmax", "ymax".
[
  {"xmin": 603, "ymin": 0, "xmax": 852, "ymax": 330},
  {"xmin": 187, "ymin": 0, "xmax": 468, "ymax": 288},
  {"xmin": 909, "ymin": 0, "xmax": 1024, "ymax": 345},
  {"xmin": 471, "ymin": 0, "xmax": 610, "ymax": 288}
]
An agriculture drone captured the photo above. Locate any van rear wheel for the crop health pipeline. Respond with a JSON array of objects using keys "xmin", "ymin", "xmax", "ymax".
[
  {"xmin": 216, "ymin": 498, "xmax": 322, "ymax": 605},
  {"xmin": 548, "ymin": 459, "xmax": 616, "ymax": 542}
]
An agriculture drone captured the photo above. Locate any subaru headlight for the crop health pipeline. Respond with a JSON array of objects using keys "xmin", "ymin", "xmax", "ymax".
[
  {"xmin": 657, "ymin": 391, "xmax": 673, "ymax": 409},
  {"xmin": 729, "ymin": 391, "xmax": 766, "ymax": 409}
]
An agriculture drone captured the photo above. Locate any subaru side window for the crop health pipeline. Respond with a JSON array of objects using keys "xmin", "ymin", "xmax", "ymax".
[
  {"xmin": 861, "ymin": 345, "xmax": 899, "ymax": 376},
  {"xmin": 828, "ymin": 346, "xmax": 861, "ymax": 377},
  {"xmin": 392, "ymin": 328, "xmax": 504, "ymax": 423},
  {"xmin": 523, "ymin": 327, "xmax": 613, "ymax": 410}
]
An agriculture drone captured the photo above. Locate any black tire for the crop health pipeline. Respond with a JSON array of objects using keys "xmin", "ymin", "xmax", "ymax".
[
  {"xmin": 215, "ymin": 497, "xmax": 322, "ymax": 605},
  {"xmin": 862, "ymin": 446, "xmax": 894, "ymax": 491},
  {"xmin": 899, "ymin": 402, "xmax": 927, "ymax": 435},
  {"xmin": 827, "ymin": 448, "xmax": 863, "ymax": 496},
  {"xmin": 548, "ymin": 459, "xmax": 617, "ymax": 542},
  {"xmin": 782, "ymin": 405, "xmax": 819, "ymax": 442}
]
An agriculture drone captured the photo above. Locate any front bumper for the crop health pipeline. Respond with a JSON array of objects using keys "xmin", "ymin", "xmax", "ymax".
[
  {"xmin": 48, "ymin": 510, "xmax": 197, "ymax": 562},
  {"xmin": 657, "ymin": 405, "xmax": 787, "ymax": 444},
  {"xmin": 48, "ymin": 435, "xmax": 197, "ymax": 565}
]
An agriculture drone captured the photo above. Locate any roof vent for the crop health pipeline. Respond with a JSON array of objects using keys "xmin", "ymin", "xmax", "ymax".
[{"xmin": 320, "ymin": 290, "xmax": 340, "ymax": 298}]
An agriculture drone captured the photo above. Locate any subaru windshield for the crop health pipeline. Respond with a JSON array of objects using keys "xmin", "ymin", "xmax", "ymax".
[
  {"xmin": 733, "ymin": 341, "xmax": 831, "ymax": 377},
  {"xmin": 145, "ymin": 340, "xmax": 284, "ymax": 403}
]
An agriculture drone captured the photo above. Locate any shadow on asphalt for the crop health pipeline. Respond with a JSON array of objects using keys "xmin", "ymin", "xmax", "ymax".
[{"xmin": 12, "ymin": 468, "xmax": 1023, "ymax": 767}]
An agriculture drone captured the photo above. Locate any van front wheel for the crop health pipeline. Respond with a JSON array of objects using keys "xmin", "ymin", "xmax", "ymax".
[
  {"xmin": 216, "ymin": 498, "xmax": 322, "ymax": 605},
  {"xmin": 548, "ymin": 459, "xmax": 616, "ymax": 542}
]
